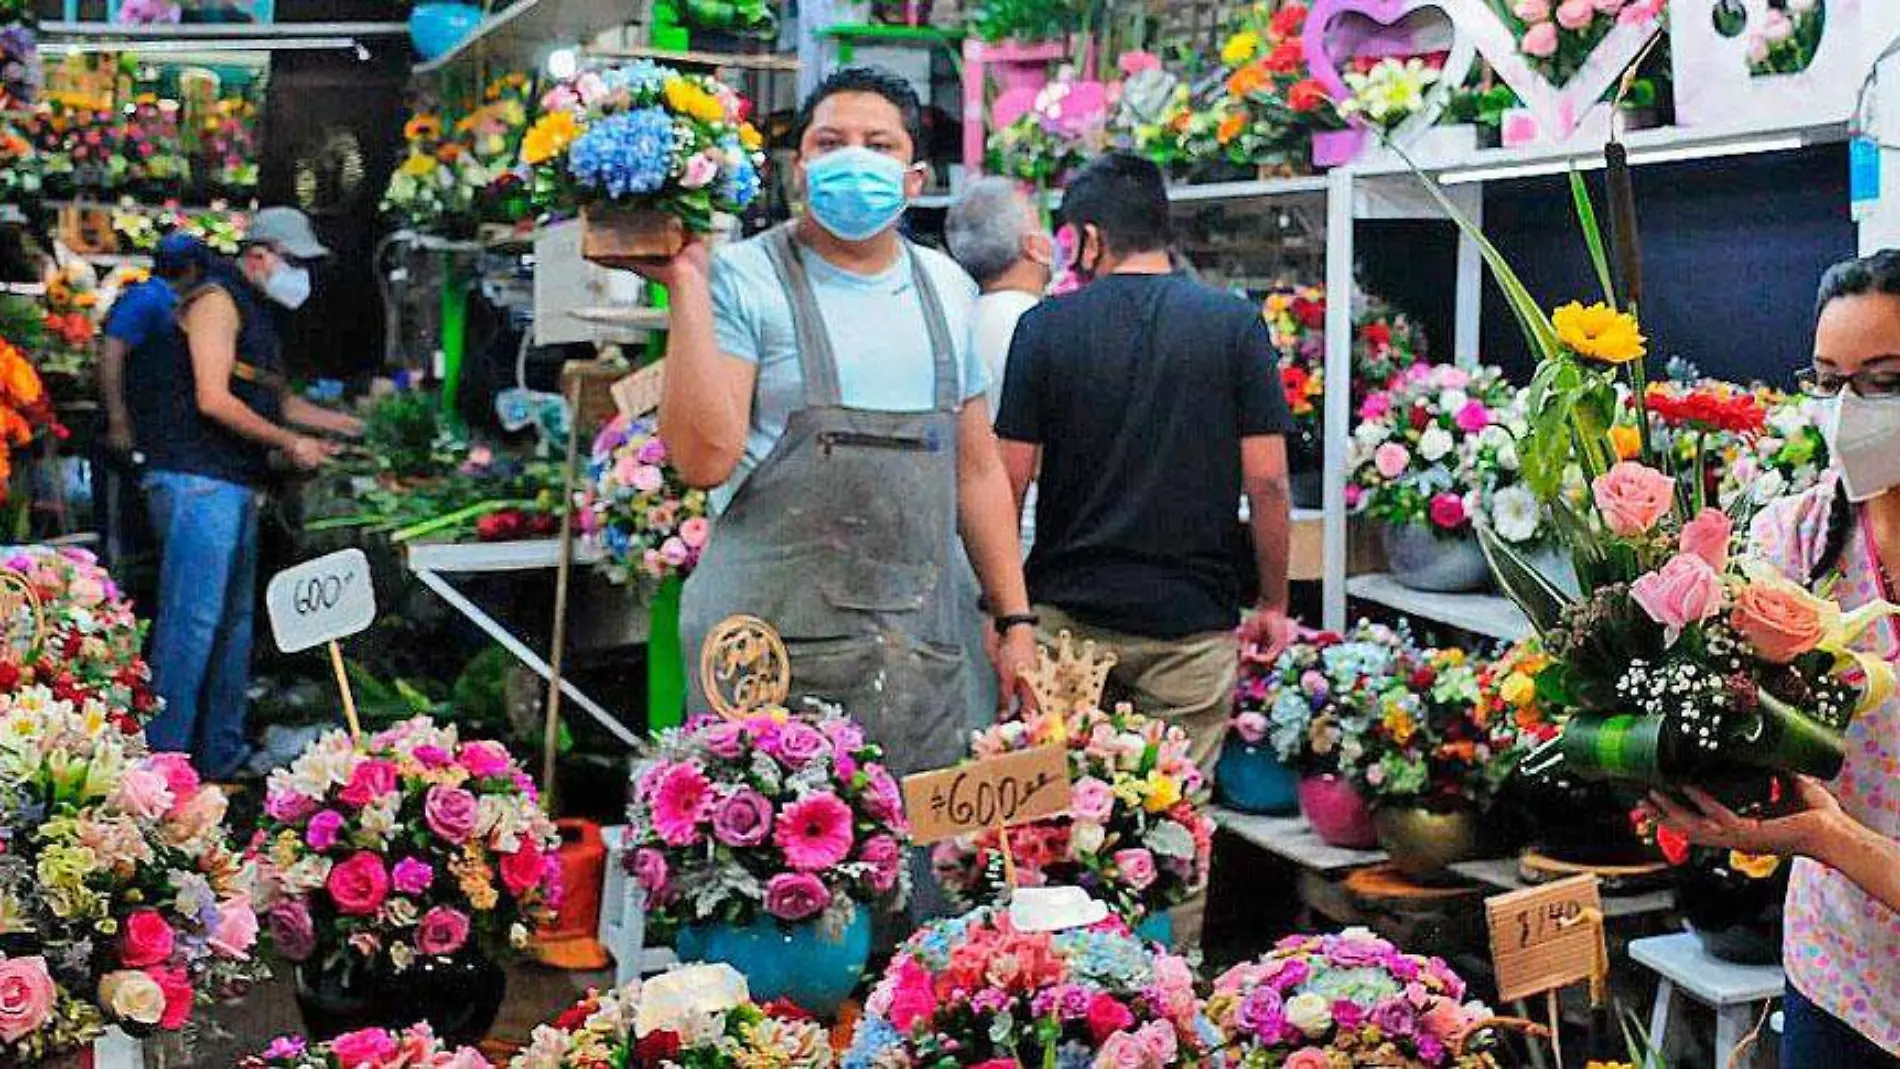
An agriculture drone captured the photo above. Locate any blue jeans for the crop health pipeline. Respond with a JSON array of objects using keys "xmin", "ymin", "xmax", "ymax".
[
  {"xmin": 1782, "ymin": 981, "xmax": 1900, "ymax": 1067},
  {"xmin": 142, "ymin": 470, "xmax": 259, "ymax": 779}
]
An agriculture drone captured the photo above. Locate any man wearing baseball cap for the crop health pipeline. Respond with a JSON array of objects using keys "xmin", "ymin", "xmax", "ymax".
[{"xmin": 143, "ymin": 208, "xmax": 362, "ymax": 779}]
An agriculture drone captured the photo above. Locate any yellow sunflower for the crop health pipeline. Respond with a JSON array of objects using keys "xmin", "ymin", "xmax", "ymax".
[
  {"xmin": 1552, "ymin": 301, "xmax": 1647, "ymax": 364},
  {"xmin": 520, "ymin": 111, "xmax": 581, "ymax": 165}
]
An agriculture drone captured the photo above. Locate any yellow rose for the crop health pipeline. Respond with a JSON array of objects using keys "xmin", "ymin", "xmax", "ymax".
[
  {"xmin": 101, "ymin": 969, "xmax": 166, "ymax": 1025},
  {"xmin": 1552, "ymin": 301, "xmax": 1646, "ymax": 365}
]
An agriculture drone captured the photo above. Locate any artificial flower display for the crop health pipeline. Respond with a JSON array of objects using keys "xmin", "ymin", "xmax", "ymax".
[
  {"xmin": 248, "ymin": 717, "xmax": 562, "ymax": 974},
  {"xmin": 1, "ymin": 545, "xmax": 157, "ymax": 726},
  {"xmin": 1744, "ymin": 0, "xmax": 1822, "ymax": 75},
  {"xmin": 1338, "ymin": 646, "xmax": 1531, "ymax": 812},
  {"xmin": 524, "ymin": 60, "xmax": 765, "ymax": 232},
  {"xmin": 240, "ymin": 1023, "xmax": 489, "ymax": 1068},
  {"xmin": 626, "ymin": 706, "xmax": 912, "ymax": 940},
  {"xmin": 575, "ymin": 414, "xmax": 710, "ymax": 585},
  {"xmin": 1348, "ymin": 361, "xmax": 1543, "ymax": 546},
  {"xmin": 509, "ymin": 965, "xmax": 834, "ymax": 1069},
  {"xmin": 1503, "ymin": 0, "xmax": 1667, "ymax": 83},
  {"xmin": 843, "ymin": 907, "xmax": 1207, "ymax": 1069},
  {"xmin": 1245, "ymin": 621, "xmax": 1426, "ymax": 780},
  {"xmin": 1206, "ymin": 927, "xmax": 1499, "ymax": 1067},
  {"xmin": 988, "ymin": 66, "xmax": 1110, "ymax": 188},
  {"xmin": 931, "ymin": 700, "xmax": 1214, "ymax": 925},
  {"xmin": 0, "ymin": 685, "xmax": 259, "ymax": 1063},
  {"xmin": 1337, "ymin": 56, "xmax": 1443, "ymax": 132}
]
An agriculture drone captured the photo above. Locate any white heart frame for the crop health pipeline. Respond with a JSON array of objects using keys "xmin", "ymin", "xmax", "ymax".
[
  {"xmin": 1672, "ymin": 0, "xmax": 1865, "ymax": 130},
  {"xmin": 1301, "ymin": 0, "xmax": 1479, "ymax": 154},
  {"xmin": 1440, "ymin": 0, "xmax": 1662, "ymax": 145}
]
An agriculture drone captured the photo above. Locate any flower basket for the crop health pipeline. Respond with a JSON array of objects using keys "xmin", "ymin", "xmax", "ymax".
[
  {"xmin": 581, "ymin": 205, "xmax": 688, "ymax": 267},
  {"xmin": 673, "ymin": 911, "xmax": 871, "ymax": 1017}
]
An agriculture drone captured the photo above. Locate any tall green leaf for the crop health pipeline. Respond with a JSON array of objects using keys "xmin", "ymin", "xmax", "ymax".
[
  {"xmin": 1475, "ymin": 521, "xmax": 1577, "ymax": 635},
  {"xmin": 1569, "ymin": 170, "xmax": 1617, "ymax": 309}
]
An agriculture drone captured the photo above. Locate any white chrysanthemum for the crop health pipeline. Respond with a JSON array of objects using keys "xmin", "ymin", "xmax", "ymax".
[{"xmin": 1491, "ymin": 484, "xmax": 1542, "ymax": 543}]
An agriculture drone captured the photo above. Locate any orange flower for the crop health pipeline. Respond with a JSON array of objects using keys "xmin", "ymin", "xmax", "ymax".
[
  {"xmin": 1218, "ymin": 112, "xmax": 1248, "ymax": 145},
  {"xmin": 1288, "ymin": 78, "xmax": 1332, "ymax": 113},
  {"xmin": 435, "ymin": 143, "xmax": 464, "ymax": 164},
  {"xmin": 1227, "ymin": 64, "xmax": 1269, "ymax": 99},
  {"xmin": 0, "ymin": 405, "xmax": 30, "ymax": 446}
]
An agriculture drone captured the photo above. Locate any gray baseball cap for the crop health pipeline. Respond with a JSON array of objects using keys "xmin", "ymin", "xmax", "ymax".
[{"xmin": 245, "ymin": 206, "xmax": 331, "ymax": 260}]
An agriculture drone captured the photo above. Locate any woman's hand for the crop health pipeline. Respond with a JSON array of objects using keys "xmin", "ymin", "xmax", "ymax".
[{"xmin": 1646, "ymin": 776, "xmax": 1848, "ymax": 859}]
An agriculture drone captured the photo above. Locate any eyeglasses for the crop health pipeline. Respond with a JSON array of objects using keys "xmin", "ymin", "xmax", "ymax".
[{"xmin": 1797, "ymin": 368, "xmax": 1900, "ymax": 399}]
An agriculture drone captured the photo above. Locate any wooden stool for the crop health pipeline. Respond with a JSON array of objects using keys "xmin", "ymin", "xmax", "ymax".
[{"xmin": 1629, "ymin": 933, "xmax": 1783, "ymax": 1068}]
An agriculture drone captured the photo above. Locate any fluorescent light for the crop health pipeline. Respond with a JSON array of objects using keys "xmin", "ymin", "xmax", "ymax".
[
  {"xmin": 1442, "ymin": 157, "xmax": 1602, "ymax": 185},
  {"xmin": 1439, "ymin": 134, "xmax": 1811, "ymax": 185},
  {"xmin": 48, "ymin": 36, "xmax": 357, "ymax": 53},
  {"xmin": 1628, "ymin": 135, "xmax": 1806, "ymax": 166}
]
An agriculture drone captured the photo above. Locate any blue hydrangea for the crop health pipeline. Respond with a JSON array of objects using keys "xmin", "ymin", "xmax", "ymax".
[
  {"xmin": 602, "ymin": 59, "xmax": 668, "ymax": 99},
  {"xmin": 718, "ymin": 137, "xmax": 760, "ymax": 208},
  {"xmin": 1054, "ymin": 928, "xmax": 1152, "ymax": 989},
  {"xmin": 568, "ymin": 108, "xmax": 676, "ymax": 199},
  {"xmin": 842, "ymin": 1017, "xmax": 901, "ymax": 1069}
]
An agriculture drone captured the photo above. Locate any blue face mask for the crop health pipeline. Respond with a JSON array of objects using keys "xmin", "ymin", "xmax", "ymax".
[{"xmin": 804, "ymin": 146, "xmax": 911, "ymax": 242}]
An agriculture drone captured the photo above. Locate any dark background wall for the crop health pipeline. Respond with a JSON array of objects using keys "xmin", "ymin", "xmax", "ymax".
[{"xmin": 1361, "ymin": 143, "xmax": 1857, "ymax": 390}]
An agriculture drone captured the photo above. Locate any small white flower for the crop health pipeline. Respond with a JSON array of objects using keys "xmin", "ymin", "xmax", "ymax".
[
  {"xmin": 1438, "ymin": 388, "xmax": 1469, "ymax": 413},
  {"xmin": 1354, "ymin": 420, "xmax": 1391, "ymax": 448},
  {"xmin": 1419, "ymin": 425, "xmax": 1455, "ymax": 462},
  {"xmin": 1492, "ymin": 484, "xmax": 1541, "ymax": 543}
]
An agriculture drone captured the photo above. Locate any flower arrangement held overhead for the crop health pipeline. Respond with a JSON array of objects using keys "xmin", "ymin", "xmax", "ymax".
[
  {"xmin": 575, "ymin": 414, "xmax": 710, "ymax": 586},
  {"xmin": 248, "ymin": 717, "xmax": 562, "ymax": 976},
  {"xmin": 1206, "ymin": 927, "xmax": 1501, "ymax": 1067},
  {"xmin": 0, "ymin": 685, "xmax": 259, "ymax": 1063},
  {"xmin": 931, "ymin": 699, "xmax": 1215, "ymax": 925},
  {"xmin": 627, "ymin": 705, "xmax": 912, "ymax": 939},
  {"xmin": 241, "ymin": 1024, "xmax": 489, "ymax": 1069},
  {"xmin": 2, "ymin": 546, "xmax": 157, "ymax": 726},
  {"xmin": 843, "ymin": 907, "xmax": 1207, "ymax": 1069},
  {"xmin": 510, "ymin": 965, "xmax": 834, "ymax": 1069}
]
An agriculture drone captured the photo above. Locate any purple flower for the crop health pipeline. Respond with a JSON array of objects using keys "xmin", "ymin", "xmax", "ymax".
[
  {"xmin": 772, "ymin": 722, "xmax": 830, "ymax": 767},
  {"xmin": 822, "ymin": 718, "xmax": 866, "ymax": 753},
  {"xmin": 711, "ymin": 788, "xmax": 774, "ymax": 847},
  {"xmin": 699, "ymin": 720, "xmax": 748, "ymax": 759},
  {"xmin": 635, "ymin": 438, "xmax": 667, "ymax": 465},
  {"xmin": 1237, "ymin": 987, "xmax": 1286, "ymax": 1042},
  {"xmin": 264, "ymin": 790, "xmax": 318, "ymax": 824},
  {"xmin": 1416, "ymin": 1034, "xmax": 1446, "ymax": 1064},
  {"xmin": 392, "ymin": 858, "xmax": 434, "ymax": 895},
  {"xmin": 261, "ymin": 1036, "xmax": 307, "ymax": 1059},
  {"xmin": 305, "ymin": 809, "xmax": 344, "ymax": 851},
  {"xmin": 763, "ymin": 872, "xmax": 831, "ymax": 921},
  {"xmin": 269, "ymin": 900, "xmax": 316, "ymax": 962},
  {"xmin": 1370, "ymin": 998, "xmax": 1417, "ymax": 1038},
  {"xmin": 412, "ymin": 744, "xmax": 453, "ymax": 769}
]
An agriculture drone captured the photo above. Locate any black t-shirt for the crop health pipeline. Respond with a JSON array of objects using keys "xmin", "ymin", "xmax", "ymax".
[{"xmin": 995, "ymin": 273, "xmax": 1291, "ymax": 638}]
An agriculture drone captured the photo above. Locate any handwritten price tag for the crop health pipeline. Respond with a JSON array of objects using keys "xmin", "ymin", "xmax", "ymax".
[
  {"xmin": 612, "ymin": 360, "xmax": 665, "ymax": 419},
  {"xmin": 266, "ymin": 549, "xmax": 376, "ymax": 654},
  {"xmin": 902, "ymin": 744, "xmax": 1071, "ymax": 845},
  {"xmin": 1484, "ymin": 874, "xmax": 1604, "ymax": 1003}
]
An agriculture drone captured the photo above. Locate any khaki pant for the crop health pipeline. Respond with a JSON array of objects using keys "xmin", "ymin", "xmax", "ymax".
[{"xmin": 1034, "ymin": 604, "xmax": 1238, "ymax": 954}]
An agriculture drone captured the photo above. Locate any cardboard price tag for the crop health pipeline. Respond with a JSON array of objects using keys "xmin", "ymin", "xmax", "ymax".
[
  {"xmin": 266, "ymin": 549, "xmax": 376, "ymax": 654},
  {"xmin": 612, "ymin": 360, "xmax": 665, "ymax": 419},
  {"xmin": 1484, "ymin": 874, "xmax": 1604, "ymax": 1003},
  {"xmin": 902, "ymin": 744, "xmax": 1071, "ymax": 845}
]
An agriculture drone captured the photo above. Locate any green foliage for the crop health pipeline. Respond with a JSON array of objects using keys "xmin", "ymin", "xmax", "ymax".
[
  {"xmin": 968, "ymin": 0, "xmax": 1082, "ymax": 43},
  {"xmin": 362, "ymin": 390, "xmax": 453, "ymax": 479}
]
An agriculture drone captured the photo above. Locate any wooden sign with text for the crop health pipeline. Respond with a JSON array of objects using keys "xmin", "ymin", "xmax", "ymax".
[
  {"xmin": 903, "ymin": 745, "xmax": 1072, "ymax": 845},
  {"xmin": 612, "ymin": 360, "xmax": 665, "ymax": 419},
  {"xmin": 1484, "ymin": 873, "xmax": 1605, "ymax": 1003}
]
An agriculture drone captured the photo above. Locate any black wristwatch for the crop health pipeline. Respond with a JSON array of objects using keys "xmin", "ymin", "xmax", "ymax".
[{"xmin": 994, "ymin": 613, "xmax": 1040, "ymax": 636}]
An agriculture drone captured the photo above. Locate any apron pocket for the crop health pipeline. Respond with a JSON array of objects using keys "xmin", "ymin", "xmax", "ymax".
[{"xmin": 819, "ymin": 560, "xmax": 939, "ymax": 614}]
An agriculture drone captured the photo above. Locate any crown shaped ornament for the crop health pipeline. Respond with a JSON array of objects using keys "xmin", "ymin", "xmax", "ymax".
[{"xmin": 1021, "ymin": 630, "xmax": 1117, "ymax": 721}]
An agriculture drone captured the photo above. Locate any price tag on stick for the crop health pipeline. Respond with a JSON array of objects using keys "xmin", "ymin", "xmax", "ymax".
[
  {"xmin": 903, "ymin": 744, "xmax": 1072, "ymax": 890},
  {"xmin": 266, "ymin": 549, "xmax": 376, "ymax": 740},
  {"xmin": 1484, "ymin": 873, "xmax": 1607, "ymax": 1004}
]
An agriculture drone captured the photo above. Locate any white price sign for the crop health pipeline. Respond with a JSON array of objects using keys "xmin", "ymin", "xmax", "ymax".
[{"xmin": 266, "ymin": 549, "xmax": 376, "ymax": 653}]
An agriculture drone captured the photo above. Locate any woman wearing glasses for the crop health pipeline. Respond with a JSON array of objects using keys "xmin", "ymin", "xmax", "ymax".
[{"xmin": 1651, "ymin": 250, "xmax": 1900, "ymax": 1066}]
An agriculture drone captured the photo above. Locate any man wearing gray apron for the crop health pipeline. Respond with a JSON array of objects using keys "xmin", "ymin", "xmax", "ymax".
[{"xmin": 635, "ymin": 68, "xmax": 1039, "ymax": 915}]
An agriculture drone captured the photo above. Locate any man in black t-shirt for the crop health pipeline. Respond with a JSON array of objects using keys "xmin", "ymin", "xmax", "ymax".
[{"xmin": 996, "ymin": 151, "xmax": 1294, "ymax": 777}]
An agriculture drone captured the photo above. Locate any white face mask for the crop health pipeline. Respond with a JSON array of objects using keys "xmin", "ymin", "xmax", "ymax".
[
  {"xmin": 1822, "ymin": 390, "xmax": 1900, "ymax": 501},
  {"xmin": 264, "ymin": 263, "xmax": 312, "ymax": 310}
]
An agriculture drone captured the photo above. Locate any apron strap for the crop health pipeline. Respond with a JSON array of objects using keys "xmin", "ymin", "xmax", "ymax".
[
  {"xmin": 762, "ymin": 224, "xmax": 844, "ymax": 409},
  {"xmin": 907, "ymin": 245, "xmax": 961, "ymax": 413}
]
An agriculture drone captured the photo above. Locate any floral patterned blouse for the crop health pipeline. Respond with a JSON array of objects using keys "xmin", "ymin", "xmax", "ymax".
[{"xmin": 1751, "ymin": 471, "xmax": 1900, "ymax": 1054}]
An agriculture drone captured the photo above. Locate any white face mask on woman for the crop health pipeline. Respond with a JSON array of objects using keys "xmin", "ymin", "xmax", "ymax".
[
  {"xmin": 263, "ymin": 262, "xmax": 312, "ymax": 310},
  {"xmin": 1822, "ymin": 391, "xmax": 1900, "ymax": 501}
]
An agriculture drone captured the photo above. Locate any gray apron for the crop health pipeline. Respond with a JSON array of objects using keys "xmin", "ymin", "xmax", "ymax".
[{"xmin": 680, "ymin": 224, "xmax": 976, "ymax": 782}]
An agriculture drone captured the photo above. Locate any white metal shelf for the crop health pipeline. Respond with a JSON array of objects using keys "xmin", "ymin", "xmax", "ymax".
[
  {"xmin": 1346, "ymin": 574, "xmax": 1530, "ymax": 643},
  {"xmin": 1210, "ymin": 807, "xmax": 1386, "ymax": 873},
  {"xmin": 41, "ymin": 20, "xmax": 409, "ymax": 37}
]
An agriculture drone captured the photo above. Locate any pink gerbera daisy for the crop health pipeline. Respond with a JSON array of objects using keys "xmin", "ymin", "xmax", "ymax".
[
  {"xmin": 773, "ymin": 792, "xmax": 856, "ymax": 871},
  {"xmin": 650, "ymin": 763, "xmax": 714, "ymax": 846}
]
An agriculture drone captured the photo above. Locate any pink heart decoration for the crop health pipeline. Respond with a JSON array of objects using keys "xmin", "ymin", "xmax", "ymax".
[
  {"xmin": 1441, "ymin": 0, "xmax": 1661, "ymax": 144},
  {"xmin": 1301, "ymin": 0, "xmax": 1477, "ymax": 159}
]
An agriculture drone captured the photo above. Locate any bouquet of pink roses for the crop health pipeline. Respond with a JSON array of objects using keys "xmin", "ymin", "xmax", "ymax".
[
  {"xmin": 1, "ymin": 545, "xmax": 157, "ymax": 728},
  {"xmin": 843, "ymin": 907, "xmax": 1207, "ymax": 1069},
  {"xmin": 248, "ymin": 717, "xmax": 561, "ymax": 975},
  {"xmin": 0, "ymin": 685, "xmax": 259, "ymax": 1063},
  {"xmin": 240, "ymin": 1023, "xmax": 488, "ymax": 1069},
  {"xmin": 1206, "ymin": 927, "xmax": 1499, "ymax": 1068},
  {"xmin": 931, "ymin": 702, "xmax": 1214, "ymax": 926},
  {"xmin": 575, "ymin": 414, "xmax": 711, "ymax": 586},
  {"xmin": 626, "ymin": 706, "xmax": 911, "ymax": 938}
]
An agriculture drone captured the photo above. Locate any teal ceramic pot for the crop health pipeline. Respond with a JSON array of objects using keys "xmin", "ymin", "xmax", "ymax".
[
  {"xmin": 674, "ymin": 910, "xmax": 871, "ymax": 1016},
  {"xmin": 1215, "ymin": 740, "xmax": 1300, "ymax": 815},
  {"xmin": 1134, "ymin": 911, "xmax": 1173, "ymax": 948}
]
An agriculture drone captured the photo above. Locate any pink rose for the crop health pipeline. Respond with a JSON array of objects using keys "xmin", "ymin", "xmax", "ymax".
[
  {"xmin": 1731, "ymin": 584, "xmax": 1827, "ymax": 664},
  {"xmin": 1359, "ymin": 392, "xmax": 1392, "ymax": 421},
  {"xmin": 1097, "ymin": 1032, "xmax": 1163, "ymax": 1069},
  {"xmin": 412, "ymin": 744, "xmax": 453, "ymax": 769},
  {"xmin": 1619, "ymin": 0, "xmax": 1663, "ymax": 23},
  {"xmin": 1512, "ymin": 0, "xmax": 1550, "ymax": 18},
  {"xmin": 859, "ymin": 834, "xmax": 903, "ymax": 894},
  {"xmin": 1284, "ymin": 1050, "xmax": 1332, "ymax": 1069},
  {"xmin": 1679, "ymin": 507, "xmax": 1732, "ymax": 571},
  {"xmin": 264, "ymin": 789, "xmax": 318, "ymax": 824},
  {"xmin": 1087, "ymin": 993, "xmax": 1138, "ymax": 1042},
  {"xmin": 1592, "ymin": 0, "xmax": 1623, "ymax": 12},
  {"xmin": 1630, "ymin": 553, "xmax": 1725, "ymax": 640},
  {"xmin": 306, "ymin": 809, "xmax": 345, "ymax": 852},
  {"xmin": 149, "ymin": 965, "xmax": 193, "ymax": 1030},
  {"xmin": 763, "ymin": 872, "xmax": 831, "ymax": 921},
  {"xmin": 0, "ymin": 956, "xmax": 55, "ymax": 1043},
  {"xmin": 1429, "ymin": 492, "xmax": 1468, "ymax": 530},
  {"xmin": 1134, "ymin": 1020, "xmax": 1178, "ymax": 1064},
  {"xmin": 269, "ymin": 900, "xmax": 316, "ymax": 961},
  {"xmin": 500, "ymin": 843, "xmax": 548, "ymax": 897},
  {"xmin": 1114, "ymin": 848, "xmax": 1158, "ymax": 891},
  {"xmin": 1374, "ymin": 442, "xmax": 1410, "ymax": 479},
  {"xmin": 338, "ymin": 759, "xmax": 398, "ymax": 808},
  {"xmin": 1454, "ymin": 401, "xmax": 1491, "ymax": 433},
  {"xmin": 1521, "ymin": 20, "xmax": 1559, "ymax": 56},
  {"xmin": 458, "ymin": 740, "xmax": 514, "ymax": 779},
  {"xmin": 209, "ymin": 897, "xmax": 258, "ymax": 959},
  {"xmin": 1070, "ymin": 777, "xmax": 1115, "ymax": 823},
  {"xmin": 1555, "ymin": 0, "xmax": 1595, "ymax": 29},
  {"xmin": 121, "ymin": 909, "xmax": 176, "ymax": 968},
  {"xmin": 631, "ymin": 465, "xmax": 665, "ymax": 494},
  {"xmin": 330, "ymin": 1028, "xmax": 399, "ymax": 1069},
  {"xmin": 679, "ymin": 517, "xmax": 710, "ymax": 549},
  {"xmin": 327, "ymin": 852, "xmax": 391, "ymax": 916},
  {"xmin": 144, "ymin": 752, "xmax": 200, "ymax": 805},
  {"xmin": 113, "ymin": 766, "xmax": 174, "ymax": 820},
  {"xmin": 424, "ymin": 785, "xmax": 479, "ymax": 844},
  {"xmin": 711, "ymin": 787, "xmax": 774, "ymax": 847},
  {"xmin": 861, "ymin": 766, "xmax": 903, "ymax": 824},
  {"xmin": 680, "ymin": 152, "xmax": 720, "ymax": 190},
  {"xmin": 1419, "ymin": 998, "xmax": 1471, "ymax": 1041},
  {"xmin": 1117, "ymin": 50, "xmax": 1161, "ymax": 75},
  {"xmin": 1591, "ymin": 461, "xmax": 1675, "ymax": 536},
  {"xmin": 885, "ymin": 958, "xmax": 938, "ymax": 1031},
  {"xmin": 392, "ymin": 857, "xmax": 434, "ymax": 895},
  {"xmin": 416, "ymin": 906, "xmax": 471, "ymax": 956},
  {"xmin": 632, "ymin": 847, "xmax": 669, "ymax": 897}
]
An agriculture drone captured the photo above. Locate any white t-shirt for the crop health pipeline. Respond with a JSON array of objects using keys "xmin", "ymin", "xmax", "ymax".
[{"xmin": 972, "ymin": 289, "xmax": 1041, "ymax": 416}]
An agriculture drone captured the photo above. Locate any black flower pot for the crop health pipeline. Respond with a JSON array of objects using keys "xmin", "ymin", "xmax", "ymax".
[
  {"xmin": 1677, "ymin": 850, "xmax": 1790, "ymax": 965},
  {"xmin": 1506, "ymin": 767, "xmax": 1652, "ymax": 866},
  {"xmin": 295, "ymin": 947, "xmax": 507, "ymax": 1046}
]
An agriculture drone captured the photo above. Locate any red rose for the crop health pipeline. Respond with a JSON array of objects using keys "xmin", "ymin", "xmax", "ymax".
[
  {"xmin": 1408, "ymin": 405, "xmax": 1431, "ymax": 430},
  {"xmin": 635, "ymin": 1030, "xmax": 682, "ymax": 1062},
  {"xmin": 1085, "ymin": 993, "xmax": 1136, "ymax": 1042},
  {"xmin": 1263, "ymin": 39, "xmax": 1305, "ymax": 74},
  {"xmin": 1293, "ymin": 297, "xmax": 1325, "ymax": 328},
  {"xmin": 1269, "ymin": 2, "xmax": 1307, "ymax": 37},
  {"xmin": 121, "ymin": 910, "xmax": 176, "ymax": 969},
  {"xmin": 1288, "ymin": 78, "xmax": 1331, "ymax": 113},
  {"xmin": 499, "ymin": 843, "xmax": 547, "ymax": 897},
  {"xmin": 1361, "ymin": 321, "xmax": 1393, "ymax": 349}
]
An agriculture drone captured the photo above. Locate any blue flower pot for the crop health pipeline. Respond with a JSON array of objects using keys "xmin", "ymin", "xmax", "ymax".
[
  {"xmin": 407, "ymin": 2, "xmax": 484, "ymax": 60},
  {"xmin": 1134, "ymin": 911, "xmax": 1173, "ymax": 947},
  {"xmin": 674, "ymin": 911, "xmax": 871, "ymax": 1016},
  {"xmin": 1215, "ymin": 740, "xmax": 1300, "ymax": 815}
]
